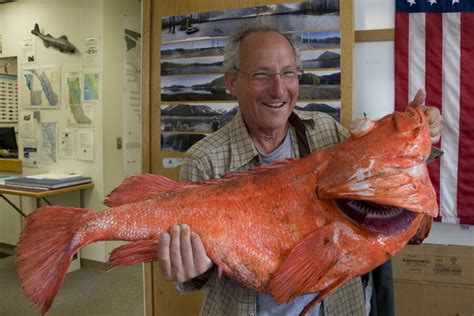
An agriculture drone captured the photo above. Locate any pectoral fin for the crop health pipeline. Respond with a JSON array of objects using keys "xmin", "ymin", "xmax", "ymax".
[{"xmin": 270, "ymin": 224, "xmax": 342, "ymax": 304}]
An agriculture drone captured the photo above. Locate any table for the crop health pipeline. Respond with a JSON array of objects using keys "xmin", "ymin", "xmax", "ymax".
[{"xmin": 0, "ymin": 182, "xmax": 94, "ymax": 217}]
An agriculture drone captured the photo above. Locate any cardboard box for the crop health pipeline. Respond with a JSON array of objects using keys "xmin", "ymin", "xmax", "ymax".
[{"xmin": 392, "ymin": 244, "xmax": 474, "ymax": 316}]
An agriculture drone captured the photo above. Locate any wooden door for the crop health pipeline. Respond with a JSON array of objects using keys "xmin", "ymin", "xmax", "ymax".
[{"xmin": 141, "ymin": 1, "xmax": 354, "ymax": 314}]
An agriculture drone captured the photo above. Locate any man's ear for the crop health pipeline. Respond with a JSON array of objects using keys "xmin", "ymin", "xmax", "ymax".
[{"xmin": 224, "ymin": 72, "xmax": 238, "ymax": 96}]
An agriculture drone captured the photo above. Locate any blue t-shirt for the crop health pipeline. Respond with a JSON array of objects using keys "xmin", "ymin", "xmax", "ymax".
[{"xmin": 255, "ymin": 130, "xmax": 322, "ymax": 316}]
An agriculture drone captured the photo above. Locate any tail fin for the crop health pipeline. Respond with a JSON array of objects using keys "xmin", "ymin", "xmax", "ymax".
[
  {"xmin": 31, "ymin": 23, "xmax": 40, "ymax": 36},
  {"xmin": 16, "ymin": 205, "xmax": 89, "ymax": 314}
]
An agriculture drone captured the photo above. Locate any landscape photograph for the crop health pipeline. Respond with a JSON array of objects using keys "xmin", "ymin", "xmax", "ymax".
[
  {"xmin": 161, "ymin": 1, "xmax": 339, "ymax": 43},
  {"xmin": 161, "ymin": 75, "xmax": 235, "ymax": 101},
  {"xmin": 301, "ymin": 49, "xmax": 340, "ymax": 70},
  {"xmin": 298, "ymin": 70, "xmax": 341, "ymax": 100},
  {"xmin": 296, "ymin": 101, "xmax": 341, "ymax": 121},
  {"xmin": 161, "ymin": 56, "xmax": 224, "ymax": 76},
  {"xmin": 161, "ymin": 38, "xmax": 228, "ymax": 59},
  {"xmin": 161, "ymin": 103, "xmax": 238, "ymax": 133},
  {"xmin": 290, "ymin": 31, "xmax": 340, "ymax": 50},
  {"xmin": 161, "ymin": 133, "xmax": 207, "ymax": 152}
]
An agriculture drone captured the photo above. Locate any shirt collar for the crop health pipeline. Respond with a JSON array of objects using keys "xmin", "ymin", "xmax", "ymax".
[
  {"xmin": 229, "ymin": 111, "xmax": 259, "ymax": 172},
  {"xmin": 228, "ymin": 110, "xmax": 309, "ymax": 171}
]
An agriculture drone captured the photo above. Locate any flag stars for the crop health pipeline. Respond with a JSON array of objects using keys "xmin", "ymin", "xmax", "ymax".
[
  {"xmin": 427, "ymin": 0, "xmax": 437, "ymax": 5},
  {"xmin": 452, "ymin": 0, "xmax": 459, "ymax": 4},
  {"xmin": 407, "ymin": 0, "xmax": 416, "ymax": 6}
]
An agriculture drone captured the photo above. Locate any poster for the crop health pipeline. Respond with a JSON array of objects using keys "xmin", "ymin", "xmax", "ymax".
[
  {"xmin": 84, "ymin": 37, "xmax": 100, "ymax": 67},
  {"xmin": 83, "ymin": 69, "xmax": 100, "ymax": 103},
  {"xmin": 76, "ymin": 130, "xmax": 94, "ymax": 161},
  {"xmin": 19, "ymin": 110, "xmax": 36, "ymax": 139},
  {"xmin": 38, "ymin": 122, "xmax": 57, "ymax": 164},
  {"xmin": 22, "ymin": 140, "xmax": 38, "ymax": 168},
  {"xmin": 59, "ymin": 130, "xmax": 75, "ymax": 160},
  {"xmin": 21, "ymin": 38, "xmax": 36, "ymax": 64},
  {"xmin": 21, "ymin": 65, "xmax": 61, "ymax": 108},
  {"xmin": 0, "ymin": 74, "xmax": 18, "ymax": 122}
]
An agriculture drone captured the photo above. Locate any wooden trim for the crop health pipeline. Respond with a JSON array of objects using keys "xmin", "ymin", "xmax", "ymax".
[
  {"xmin": 80, "ymin": 258, "xmax": 113, "ymax": 272},
  {"xmin": 355, "ymin": 29, "xmax": 394, "ymax": 42},
  {"xmin": 0, "ymin": 242, "xmax": 16, "ymax": 254},
  {"xmin": 142, "ymin": 0, "xmax": 152, "ymax": 173},
  {"xmin": 340, "ymin": 0, "xmax": 354, "ymax": 128},
  {"xmin": 144, "ymin": 262, "xmax": 154, "ymax": 316},
  {"xmin": 0, "ymin": 182, "xmax": 94, "ymax": 198},
  {"xmin": 0, "ymin": 158, "xmax": 22, "ymax": 173}
]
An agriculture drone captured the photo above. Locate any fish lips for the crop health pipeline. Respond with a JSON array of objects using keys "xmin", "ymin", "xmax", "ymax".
[
  {"xmin": 334, "ymin": 199, "xmax": 420, "ymax": 235},
  {"xmin": 317, "ymin": 163, "xmax": 438, "ymax": 235},
  {"xmin": 317, "ymin": 162, "xmax": 438, "ymax": 217}
]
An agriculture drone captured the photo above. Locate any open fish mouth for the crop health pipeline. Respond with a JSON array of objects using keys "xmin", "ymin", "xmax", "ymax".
[{"xmin": 335, "ymin": 199, "xmax": 418, "ymax": 235}]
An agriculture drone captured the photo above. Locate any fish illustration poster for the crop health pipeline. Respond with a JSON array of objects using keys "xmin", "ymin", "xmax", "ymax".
[
  {"xmin": 159, "ymin": 0, "xmax": 341, "ymax": 157},
  {"xmin": 20, "ymin": 65, "xmax": 60, "ymax": 108}
]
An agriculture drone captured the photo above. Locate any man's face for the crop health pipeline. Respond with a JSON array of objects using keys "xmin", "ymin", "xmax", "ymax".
[{"xmin": 225, "ymin": 31, "xmax": 299, "ymax": 133}]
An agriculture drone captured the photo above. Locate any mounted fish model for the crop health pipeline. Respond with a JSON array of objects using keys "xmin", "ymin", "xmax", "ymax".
[
  {"xmin": 31, "ymin": 23, "xmax": 77, "ymax": 54},
  {"xmin": 16, "ymin": 108, "xmax": 438, "ymax": 315}
]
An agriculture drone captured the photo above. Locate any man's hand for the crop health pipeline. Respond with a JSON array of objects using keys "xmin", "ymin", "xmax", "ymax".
[
  {"xmin": 158, "ymin": 224, "xmax": 213, "ymax": 283},
  {"xmin": 408, "ymin": 89, "xmax": 443, "ymax": 144}
]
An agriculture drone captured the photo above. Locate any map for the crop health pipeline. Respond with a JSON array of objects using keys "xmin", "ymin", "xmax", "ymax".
[
  {"xmin": 68, "ymin": 103, "xmax": 94, "ymax": 126},
  {"xmin": 66, "ymin": 74, "xmax": 81, "ymax": 105},
  {"xmin": 84, "ymin": 71, "xmax": 100, "ymax": 101},
  {"xmin": 39, "ymin": 122, "xmax": 57, "ymax": 164},
  {"xmin": 65, "ymin": 71, "xmax": 93, "ymax": 125},
  {"xmin": 21, "ymin": 66, "xmax": 60, "ymax": 108}
]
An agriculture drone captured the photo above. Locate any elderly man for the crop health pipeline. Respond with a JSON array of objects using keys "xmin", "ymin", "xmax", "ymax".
[{"xmin": 157, "ymin": 22, "xmax": 443, "ymax": 316}]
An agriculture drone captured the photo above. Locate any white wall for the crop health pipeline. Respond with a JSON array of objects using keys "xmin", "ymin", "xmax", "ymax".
[
  {"xmin": 0, "ymin": 0, "xmax": 141, "ymax": 261},
  {"xmin": 354, "ymin": 0, "xmax": 473, "ymax": 246}
]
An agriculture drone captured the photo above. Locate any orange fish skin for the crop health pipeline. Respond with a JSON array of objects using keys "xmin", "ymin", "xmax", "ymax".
[{"xmin": 16, "ymin": 108, "xmax": 438, "ymax": 315}]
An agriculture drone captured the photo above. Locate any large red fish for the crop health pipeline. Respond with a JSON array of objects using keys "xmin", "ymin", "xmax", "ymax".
[{"xmin": 16, "ymin": 108, "xmax": 437, "ymax": 315}]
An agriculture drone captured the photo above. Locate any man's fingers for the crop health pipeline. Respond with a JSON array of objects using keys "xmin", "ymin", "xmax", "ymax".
[
  {"xmin": 191, "ymin": 232, "xmax": 213, "ymax": 274},
  {"xmin": 157, "ymin": 233, "xmax": 172, "ymax": 281},
  {"xmin": 169, "ymin": 225, "xmax": 184, "ymax": 279},
  {"xmin": 408, "ymin": 89, "xmax": 426, "ymax": 107},
  {"xmin": 423, "ymin": 106, "xmax": 443, "ymax": 144},
  {"xmin": 179, "ymin": 224, "xmax": 194, "ymax": 279}
]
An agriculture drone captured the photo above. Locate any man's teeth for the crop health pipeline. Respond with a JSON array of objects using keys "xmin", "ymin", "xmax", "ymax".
[{"xmin": 263, "ymin": 102, "xmax": 286, "ymax": 108}]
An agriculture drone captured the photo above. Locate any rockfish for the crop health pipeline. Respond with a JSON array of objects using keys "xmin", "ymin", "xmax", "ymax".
[{"xmin": 16, "ymin": 108, "xmax": 438, "ymax": 315}]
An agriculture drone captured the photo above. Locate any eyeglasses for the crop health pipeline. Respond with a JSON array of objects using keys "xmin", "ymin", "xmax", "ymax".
[{"xmin": 233, "ymin": 67, "xmax": 303, "ymax": 86}]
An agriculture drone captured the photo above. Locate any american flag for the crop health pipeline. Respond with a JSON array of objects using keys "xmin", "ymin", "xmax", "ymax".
[{"xmin": 395, "ymin": 0, "xmax": 474, "ymax": 225}]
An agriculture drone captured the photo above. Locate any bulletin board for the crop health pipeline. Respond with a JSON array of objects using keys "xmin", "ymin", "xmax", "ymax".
[{"xmin": 143, "ymin": 0, "xmax": 353, "ymax": 181}]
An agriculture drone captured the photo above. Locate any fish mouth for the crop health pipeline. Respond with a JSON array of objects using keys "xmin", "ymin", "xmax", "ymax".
[{"xmin": 335, "ymin": 199, "xmax": 418, "ymax": 235}]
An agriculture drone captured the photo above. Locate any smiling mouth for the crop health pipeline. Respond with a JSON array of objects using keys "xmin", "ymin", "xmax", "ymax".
[
  {"xmin": 262, "ymin": 101, "xmax": 287, "ymax": 108},
  {"xmin": 335, "ymin": 199, "xmax": 418, "ymax": 235}
]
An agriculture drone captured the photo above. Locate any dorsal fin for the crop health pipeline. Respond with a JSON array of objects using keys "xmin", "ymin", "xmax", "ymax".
[
  {"xmin": 104, "ymin": 174, "xmax": 196, "ymax": 207},
  {"xmin": 104, "ymin": 158, "xmax": 298, "ymax": 207},
  {"xmin": 199, "ymin": 158, "xmax": 297, "ymax": 185}
]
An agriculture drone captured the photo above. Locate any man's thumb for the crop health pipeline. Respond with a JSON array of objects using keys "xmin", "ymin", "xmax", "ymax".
[{"xmin": 409, "ymin": 89, "xmax": 426, "ymax": 107}]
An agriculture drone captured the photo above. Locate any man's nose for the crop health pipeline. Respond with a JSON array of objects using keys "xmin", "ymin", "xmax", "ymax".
[{"xmin": 267, "ymin": 74, "xmax": 285, "ymax": 97}]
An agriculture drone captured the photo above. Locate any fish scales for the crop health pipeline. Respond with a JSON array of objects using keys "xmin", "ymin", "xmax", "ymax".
[{"xmin": 16, "ymin": 108, "xmax": 438, "ymax": 315}]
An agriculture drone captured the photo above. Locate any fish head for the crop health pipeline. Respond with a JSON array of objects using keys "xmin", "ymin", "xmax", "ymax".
[{"xmin": 317, "ymin": 107, "xmax": 438, "ymax": 235}]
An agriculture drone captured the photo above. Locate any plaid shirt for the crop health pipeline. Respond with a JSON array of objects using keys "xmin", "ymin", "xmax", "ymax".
[{"xmin": 178, "ymin": 110, "xmax": 366, "ymax": 316}]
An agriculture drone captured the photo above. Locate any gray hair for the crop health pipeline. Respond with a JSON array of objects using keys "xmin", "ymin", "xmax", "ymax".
[{"xmin": 223, "ymin": 19, "xmax": 301, "ymax": 72}]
